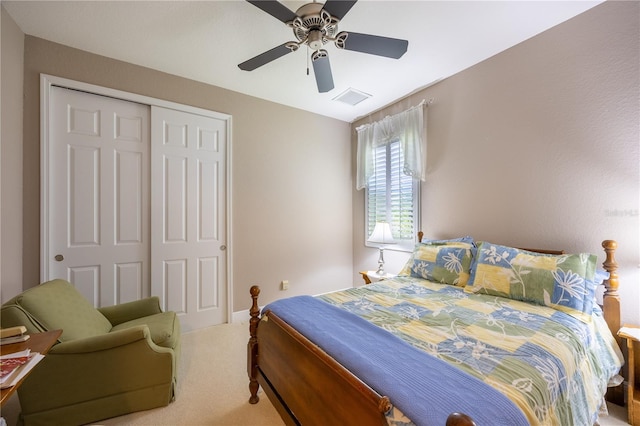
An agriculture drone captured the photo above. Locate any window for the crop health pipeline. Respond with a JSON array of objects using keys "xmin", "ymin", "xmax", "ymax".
[
  {"xmin": 365, "ymin": 140, "xmax": 420, "ymax": 250},
  {"xmin": 357, "ymin": 102, "xmax": 425, "ymax": 250}
]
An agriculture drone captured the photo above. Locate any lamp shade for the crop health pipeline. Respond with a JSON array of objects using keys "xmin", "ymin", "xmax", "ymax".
[{"xmin": 368, "ymin": 222, "xmax": 395, "ymax": 245}]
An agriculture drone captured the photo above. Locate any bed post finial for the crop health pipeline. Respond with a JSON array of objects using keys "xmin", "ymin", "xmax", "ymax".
[
  {"xmin": 602, "ymin": 240, "xmax": 619, "ymax": 297},
  {"xmin": 418, "ymin": 231, "xmax": 424, "ymax": 243},
  {"xmin": 446, "ymin": 412, "xmax": 476, "ymax": 426},
  {"xmin": 248, "ymin": 285, "xmax": 261, "ymax": 404}
]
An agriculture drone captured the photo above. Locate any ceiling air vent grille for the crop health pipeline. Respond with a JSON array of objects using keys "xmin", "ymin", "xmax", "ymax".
[{"xmin": 333, "ymin": 88, "xmax": 371, "ymax": 106}]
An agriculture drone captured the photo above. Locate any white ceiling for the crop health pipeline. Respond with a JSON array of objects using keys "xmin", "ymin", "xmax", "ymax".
[{"xmin": 4, "ymin": 0, "xmax": 602, "ymax": 122}]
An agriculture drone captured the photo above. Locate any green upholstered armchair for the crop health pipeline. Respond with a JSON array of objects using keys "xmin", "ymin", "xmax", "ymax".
[{"xmin": 1, "ymin": 279, "xmax": 180, "ymax": 426}]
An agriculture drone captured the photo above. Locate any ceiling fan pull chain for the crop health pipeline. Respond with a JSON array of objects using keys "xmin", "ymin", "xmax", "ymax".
[{"xmin": 307, "ymin": 45, "xmax": 310, "ymax": 76}]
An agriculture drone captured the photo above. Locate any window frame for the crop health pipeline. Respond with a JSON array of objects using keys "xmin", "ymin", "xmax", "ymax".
[{"xmin": 364, "ymin": 139, "xmax": 420, "ymax": 252}]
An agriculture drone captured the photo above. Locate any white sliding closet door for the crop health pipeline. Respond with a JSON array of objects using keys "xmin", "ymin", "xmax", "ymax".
[
  {"xmin": 151, "ymin": 106, "xmax": 228, "ymax": 331},
  {"xmin": 44, "ymin": 82, "xmax": 229, "ymax": 331},
  {"xmin": 47, "ymin": 87, "xmax": 150, "ymax": 306}
]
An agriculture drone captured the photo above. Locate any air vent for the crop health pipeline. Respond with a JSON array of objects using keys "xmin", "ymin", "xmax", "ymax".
[{"xmin": 333, "ymin": 88, "xmax": 371, "ymax": 106}]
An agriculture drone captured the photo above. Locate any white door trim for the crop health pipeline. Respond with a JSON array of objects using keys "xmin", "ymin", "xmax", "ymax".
[{"xmin": 40, "ymin": 73, "xmax": 234, "ymax": 323}]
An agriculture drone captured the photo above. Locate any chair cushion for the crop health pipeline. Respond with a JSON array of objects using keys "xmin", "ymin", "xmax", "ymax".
[
  {"xmin": 110, "ymin": 311, "xmax": 179, "ymax": 349},
  {"xmin": 17, "ymin": 279, "xmax": 112, "ymax": 342}
]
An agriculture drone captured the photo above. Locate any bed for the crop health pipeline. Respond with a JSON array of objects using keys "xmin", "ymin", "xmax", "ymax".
[{"xmin": 247, "ymin": 235, "xmax": 625, "ymax": 426}]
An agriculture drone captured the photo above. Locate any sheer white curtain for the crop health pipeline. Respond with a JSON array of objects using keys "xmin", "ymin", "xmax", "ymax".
[{"xmin": 356, "ymin": 101, "xmax": 426, "ymax": 190}]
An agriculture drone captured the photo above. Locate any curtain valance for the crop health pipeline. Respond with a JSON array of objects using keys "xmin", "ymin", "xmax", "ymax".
[{"xmin": 356, "ymin": 101, "xmax": 426, "ymax": 190}]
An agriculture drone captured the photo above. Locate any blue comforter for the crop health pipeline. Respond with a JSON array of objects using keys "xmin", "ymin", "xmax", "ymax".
[{"xmin": 264, "ymin": 295, "xmax": 529, "ymax": 426}]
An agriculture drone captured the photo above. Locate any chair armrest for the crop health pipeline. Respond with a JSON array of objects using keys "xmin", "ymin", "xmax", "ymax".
[
  {"xmin": 18, "ymin": 326, "xmax": 175, "ymax": 414},
  {"xmin": 1, "ymin": 304, "xmax": 48, "ymax": 334},
  {"xmin": 98, "ymin": 297, "xmax": 163, "ymax": 326},
  {"xmin": 49, "ymin": 325, "xmax": 155, "ymax": 354}
]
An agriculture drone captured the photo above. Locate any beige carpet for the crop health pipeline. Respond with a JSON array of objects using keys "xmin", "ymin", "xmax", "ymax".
[
  {"xmin": 0, "ymin": 322, "xmax": 630, "ymax": 426},
  {"xmin": 1, "ymin": 322, "xmax": 284, "ymax": 426}
]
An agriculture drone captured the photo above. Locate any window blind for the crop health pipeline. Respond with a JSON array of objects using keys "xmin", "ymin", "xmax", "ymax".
[{"xmin": 366, "ymin": 140, "xmax": 418, "ymax": 244}]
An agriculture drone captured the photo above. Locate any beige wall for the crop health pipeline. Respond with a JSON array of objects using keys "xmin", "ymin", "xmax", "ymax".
[
  {"xmin": 353, "ymin": 1, "xmax": 640, "ymax": 325},
  {"xmin": 1, "ymin": 6, "xmax": 25, "ymax": 302},
  {"xmin": 5, "ymin": 34, "xmax": 352, "ymax": 312},
  {"xmin": 3, "ymin": 1, "xmax": 638, "ymax": 324}
]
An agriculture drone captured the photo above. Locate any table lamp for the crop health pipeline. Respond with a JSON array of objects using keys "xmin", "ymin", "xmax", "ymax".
[{"xmin": 368, "ymin": 222, "xmax": 396, "ymax": 275}]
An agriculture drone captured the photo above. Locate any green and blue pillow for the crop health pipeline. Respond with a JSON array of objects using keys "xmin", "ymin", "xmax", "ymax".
[
  {"xmin": 465, "ymin": 242, "xmax": 598, "ymax": 319},
  {"xmin": 399, "ymin": 238, "xmax": 475, "ymax": 287}
]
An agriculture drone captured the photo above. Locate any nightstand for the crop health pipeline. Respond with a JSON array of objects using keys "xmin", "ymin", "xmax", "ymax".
[
  {"xmin": 619, "ymin": 325, "xmax": 640, "ymax": 425},
  {"xmin": 359, "ymin": 271, "xmax": 394, "ymax": 285}
]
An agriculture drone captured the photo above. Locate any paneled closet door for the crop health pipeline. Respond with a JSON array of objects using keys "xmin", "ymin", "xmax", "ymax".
[
  {"xmin": 48, "ymin": 87, "xmax": 150, "ymax": 306},
  {"xmin": 150, "ymin": 106, "xmax": 228, "ymax": 332}
]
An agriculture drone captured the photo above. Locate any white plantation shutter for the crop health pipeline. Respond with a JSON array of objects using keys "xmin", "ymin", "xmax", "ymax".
[{"xmin": 366, "ymin": 140, "xmax": 419, "ymax": 248}]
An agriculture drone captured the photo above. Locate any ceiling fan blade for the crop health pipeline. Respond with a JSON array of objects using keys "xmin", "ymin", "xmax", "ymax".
[
  {"xmin": 322, "ymin": 0, "xmax": 358, "ymax": 20},
  {"xmin": 238, "ymin": 43, "xmax": 293, "ymax": 71},
  {"xmin": 246, "ymin": 0, "xmax": 297, "ymax": 23},
  {"xmin": 312, "ymin": 51, "xmax": 334, "ymax": 93},
  {"xmin": 341, "ymin": 32, "xmax": 408, "ymax": 59}
]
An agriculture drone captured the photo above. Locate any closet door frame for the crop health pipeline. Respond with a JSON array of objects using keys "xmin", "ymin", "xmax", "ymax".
[{"xmin": 40, "ymin": 74, "xmax": 233, "ymax": 323}]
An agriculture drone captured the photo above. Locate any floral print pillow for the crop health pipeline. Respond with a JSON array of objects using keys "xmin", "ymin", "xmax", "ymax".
[
  {"xmin": 397, "ymin": 236, "xmax": 474, "ymax": 278},
  {"xmin": 405, "ymin": 241, "xmax": 475, "ymax": 287},
  {"xmin": 465, "ymin": 242, "xmax": 598, "ymax": 319}
]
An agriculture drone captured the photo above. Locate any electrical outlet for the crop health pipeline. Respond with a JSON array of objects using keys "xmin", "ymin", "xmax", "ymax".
[{"xmin": 281, "ymin": 280, "xmax": 289, "ymax": 291}]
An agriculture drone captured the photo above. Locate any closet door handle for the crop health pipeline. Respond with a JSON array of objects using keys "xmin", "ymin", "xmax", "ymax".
[
  {"xmin": 220, "ymin": 245, "xmax": 227, "ymax": 251},
  {"xmin": 54, "ymin": 254, "xmax": 64, "ymax": 262}
]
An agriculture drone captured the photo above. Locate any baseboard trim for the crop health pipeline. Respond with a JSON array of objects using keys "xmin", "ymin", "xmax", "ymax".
[{"xmin": 232, "ymin": 309, "xmax": 250, "ymax": 324}]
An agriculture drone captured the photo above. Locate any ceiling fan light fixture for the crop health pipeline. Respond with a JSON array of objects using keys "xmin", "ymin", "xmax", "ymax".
[
  {"xmin": 308, "ymin": 30, "xmax": 324, "ymax": 50},
  {"xmin": 333, "ymin": 88, "xmax": 371, "ymax": 106}
]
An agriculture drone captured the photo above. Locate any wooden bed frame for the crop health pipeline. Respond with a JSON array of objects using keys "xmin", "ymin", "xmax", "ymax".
[{"xmin": 248, "ymin": 239, "xmax": 623, "ymax": 426}]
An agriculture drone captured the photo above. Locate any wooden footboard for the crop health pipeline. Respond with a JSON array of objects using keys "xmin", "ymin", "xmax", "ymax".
[
  {"xmin": 248, "ymin": 285, "xmax": 390, "ymax": 425},
  {"xmin": 248, "ymin": 239, "xmax": 622, "ymax": 425},
  {"xmin": 248, "ymin": 286, "xmax": 476, "ymax": 426}
]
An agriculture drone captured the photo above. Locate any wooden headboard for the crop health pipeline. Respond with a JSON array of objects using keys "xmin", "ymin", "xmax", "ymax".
[{"xmin": 416, "ymin": 231, "xmax": 565, "ymax": 254}]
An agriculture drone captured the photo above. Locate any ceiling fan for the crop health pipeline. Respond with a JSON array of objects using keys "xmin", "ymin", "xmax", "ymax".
[{"xmin": 238, "ymin": 0, "xmax": 409, "ymax": 93}]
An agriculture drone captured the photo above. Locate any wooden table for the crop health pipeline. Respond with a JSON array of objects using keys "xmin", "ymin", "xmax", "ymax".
[
  {"xmin": 0, "ymin": 329, "xmax": 62, "ymax": 407},
  {"xmin": 359, "ymin": 271, "xmax": 395, "ymax": 284},
  {"xmin": 619, "ymin": 325, "xmax": 640, "ymax": 425}
]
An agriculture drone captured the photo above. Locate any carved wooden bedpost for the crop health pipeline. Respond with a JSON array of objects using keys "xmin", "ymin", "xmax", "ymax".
[
  {"xmin": 602, "ymin": 240, "xmax": 624, "ymax": 405},
  {"xmin": 602, "ymin": 240, "xmax": 620, "ymax": 340},
  {"xmin": 248, "ymin": 285, "xmax": 261, "ymax": 404}
]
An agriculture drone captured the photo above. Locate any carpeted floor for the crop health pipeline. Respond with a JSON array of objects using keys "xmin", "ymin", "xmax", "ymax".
[
  {"xmin": 1, "ymin": 322, "xmax": 284, "ymax": 426},
  {"xmin": 0, "ymin": 321, "xmax": 630, "ymax": 425}
]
